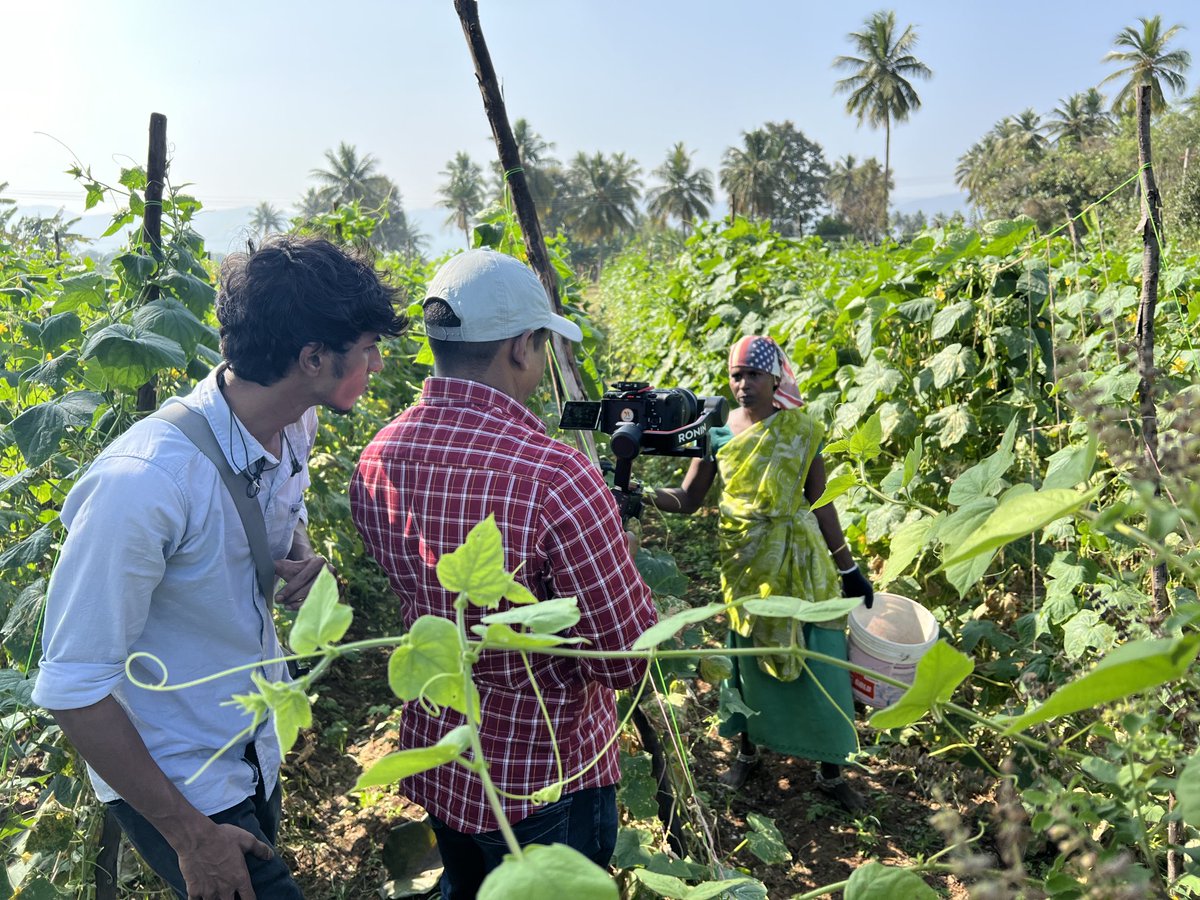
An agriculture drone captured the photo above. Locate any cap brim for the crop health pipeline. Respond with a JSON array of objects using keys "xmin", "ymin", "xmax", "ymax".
[{"xmin": 547, "ymin": 313, "xmax": 583, "ymax": 343}]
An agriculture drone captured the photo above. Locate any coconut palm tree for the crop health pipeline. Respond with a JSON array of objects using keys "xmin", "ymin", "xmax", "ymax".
[
  {"xmin": 1101, "ymin": 15, "xmax": 1191, "ymax": 115},
  {"xmin": 438, "ymin": 151, "xmax": 486, "ymax": 247},
  {"xmin": 1000, "ymin": 109, "xmax": 1049, "ymax": 159},
  {"xmin": 310, "ymin": 142, "xmax": 391, "ymax": 208},
  {"xmin": 833, "ymin": 10, "xmax": 932, "ymax": 226},
  {"xmin": 249, "ymin": 202, "xmax": 285, "ymax": 237},
  {"xmin": 1048, "ymin": 89, "xmax": 1114, "ymax": 144},
  {"xmin": 565, "ymin": 151, "xmax": 643, "ymax": 244},
  {"xmin": 493, "ymin": 118, "xmax": 560, "ymax": 217},
  {"xmin": 296, "ymin": 187, "xmax": 328, "ymax": 220},
  {"xmin": 720, "ymin": 129, "xmax": 778, "ymax": 220},
  {"xmin": 0, "ymin": 181, "xmax": 16, "ymax": 234},
  {"xmin": 647, "ymin": 142, "xmax": 714, "ymax": 231},
  {"xmin": 825, "ymin": 155, "xmax": 858, "ymax": 215}
]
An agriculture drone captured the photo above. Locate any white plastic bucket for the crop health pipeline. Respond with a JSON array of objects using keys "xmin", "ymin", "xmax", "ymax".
[{"xmin": 847, "ymin": 592, "xmax": 939, "ymax": 708}]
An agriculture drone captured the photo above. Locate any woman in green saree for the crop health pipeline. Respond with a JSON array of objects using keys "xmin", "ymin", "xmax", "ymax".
[{"xmin": 650, "ymin": 335, "xmax": 873, "ymax": 810}]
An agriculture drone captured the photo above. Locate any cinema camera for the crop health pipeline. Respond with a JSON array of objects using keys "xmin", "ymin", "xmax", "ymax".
[{"xmin": 559, "ymin": 381, "xmax": 729, "ymax": 521}]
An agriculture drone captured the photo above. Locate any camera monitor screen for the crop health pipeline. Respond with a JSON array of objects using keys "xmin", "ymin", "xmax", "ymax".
[{"xmin": 559, "ymin": 401, "xmax": 602, "ymax": 430}]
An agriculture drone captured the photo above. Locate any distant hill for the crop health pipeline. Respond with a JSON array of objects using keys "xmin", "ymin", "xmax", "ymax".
[{"xmin": 12, "ymin": 203, "xmax": 463, "ymax": 260}]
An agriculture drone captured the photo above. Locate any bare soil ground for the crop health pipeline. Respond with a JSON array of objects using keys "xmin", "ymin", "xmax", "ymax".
[{"xmin": 278, "ymin": 644, "xmax": 976, "ymax": 898}]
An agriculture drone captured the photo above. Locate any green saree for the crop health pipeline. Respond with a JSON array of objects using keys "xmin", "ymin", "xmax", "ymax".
[{"xmin": 715, "ymin": 408, "xmax": 857, "ymax": 764}]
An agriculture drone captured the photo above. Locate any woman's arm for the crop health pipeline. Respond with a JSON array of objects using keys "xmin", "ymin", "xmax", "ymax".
[
  {"xmin": 806, "ymin": 454, "xmax": 855, "ymax": 570},
  {"xmin": 649, "ymin": 457, "xmax": 718, "ymax": 515},
  {"xmin": 807, "ymin": 453, "xmax": 874, "ymax": 606}
]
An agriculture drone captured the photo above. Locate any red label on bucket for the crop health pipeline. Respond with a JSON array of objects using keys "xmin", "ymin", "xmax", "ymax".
[{"xmin": 851, "ymin": 672, "xmax": 875, "ymax": 699}]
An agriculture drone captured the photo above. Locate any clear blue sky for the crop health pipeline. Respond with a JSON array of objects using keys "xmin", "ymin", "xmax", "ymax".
[{"xmin": 4, "ymin": 1, "xmax": 1197, "ymax": 235}]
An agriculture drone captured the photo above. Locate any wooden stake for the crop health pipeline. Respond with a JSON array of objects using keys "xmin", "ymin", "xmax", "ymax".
[
  {"xmin": 136, "ymin": 112, "xmax": 168, "ymax": 412},
  {"xmin": 453, "ymin": 0, "xmax": 589, "ymax": 408},
  {"xmin": 1134, "ymin": 85, "xmax": 1169, "ymax": 623}
]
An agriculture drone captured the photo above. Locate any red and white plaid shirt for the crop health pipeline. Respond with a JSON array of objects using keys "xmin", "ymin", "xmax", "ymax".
[{"xmin": 350, "ymin": 377, "xmax": 656, "ymax": 834}]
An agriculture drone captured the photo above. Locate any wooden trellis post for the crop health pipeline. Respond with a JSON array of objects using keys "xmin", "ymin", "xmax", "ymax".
[
  {"xmin": 453, "ymin": 0, "xmax": 590, "ymax": 411},
  {"xmin": 136, "ymin": 112, "xmax": 168, "ymax": 413}
]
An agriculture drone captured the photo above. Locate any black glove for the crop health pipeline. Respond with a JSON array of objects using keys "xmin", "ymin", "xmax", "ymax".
[{"xmin": 840, "ymin": 565, "xmax": 874, "ymax": 609}]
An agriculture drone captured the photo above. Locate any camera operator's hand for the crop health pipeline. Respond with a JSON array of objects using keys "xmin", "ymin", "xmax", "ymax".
[
  {"xmin": 624, "ymin": 518, "xmax": 642, "ymax": 557},
  {"xmin": 840, "ymin": 564, "xmax": 874, "ymax": 609}
]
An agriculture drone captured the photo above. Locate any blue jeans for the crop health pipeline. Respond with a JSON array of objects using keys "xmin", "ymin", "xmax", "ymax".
[
  {"xmin": 107, "ymin": 762, "xmax": 302, "ymax": 899},
  {"xmin": 429, "ymin": 785, "xmax": 618, "ymax": 900}
]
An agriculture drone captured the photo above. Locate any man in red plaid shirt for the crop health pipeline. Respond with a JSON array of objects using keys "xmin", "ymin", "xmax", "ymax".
[{"xmin": 350, "ymin": 249, "xmax": 657, "ymax": 898}]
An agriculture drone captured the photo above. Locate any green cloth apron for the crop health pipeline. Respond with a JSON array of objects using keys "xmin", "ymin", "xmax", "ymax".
[{"xmin": 712, "ymin": 409, "xmax": 857, "ymax": 764}]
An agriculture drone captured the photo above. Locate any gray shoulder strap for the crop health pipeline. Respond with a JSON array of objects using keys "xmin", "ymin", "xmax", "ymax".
[{"xmin": 151, "ymin": 403, "xmax": 276, "ymax": 600}]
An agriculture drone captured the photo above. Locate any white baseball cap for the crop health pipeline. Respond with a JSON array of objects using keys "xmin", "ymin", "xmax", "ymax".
[{"xmin": 423, "ymin": 249, "xmax": 583, "ymax": 343}]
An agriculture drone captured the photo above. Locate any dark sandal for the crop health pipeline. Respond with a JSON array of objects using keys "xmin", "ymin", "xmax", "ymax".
[
  {"xmin": 815, "ymin": 772, "xmax": 868, "ymax": 811},
  {"xmin": 719, "ymin": 752, "xmax": 760, "ymax": 790}
]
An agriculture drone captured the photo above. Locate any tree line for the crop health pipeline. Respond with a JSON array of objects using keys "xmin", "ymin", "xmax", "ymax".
[{"xmin": 230, "ymin": 11, "xmax": 1195, "ymax": 268}]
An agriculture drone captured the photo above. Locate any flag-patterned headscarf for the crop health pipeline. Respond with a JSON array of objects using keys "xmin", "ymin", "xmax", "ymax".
[{"xmin": 727, "ymin": 335, "xmax": 802, "ymax": 409}]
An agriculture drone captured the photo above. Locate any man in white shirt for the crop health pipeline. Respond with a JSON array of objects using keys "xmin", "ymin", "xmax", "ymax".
[{"xmin": 32, "ymin": 236, "xmax": 406, "ymax": 900}]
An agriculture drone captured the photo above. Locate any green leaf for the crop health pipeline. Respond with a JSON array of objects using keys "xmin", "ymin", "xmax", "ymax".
[
  {"xmin": 611, "ymin": 827, "xmax": 656, "ymax": 868},
  {"xmin": 355, "ymin": 726, "xmax": 472, "ymax": 789},
  {"xmin": 980, "ymin": 217, "xmax": 1035, "ymax": 256},
  {"xmin": 114, "ymin": 252, "xmax": 158, "ymax": 284},
  {"xmin": 926, "ymin": 343, "xmax": 971, "ymax": 389},
  {"xmin": 0, "ymin": 666, "xmax": 38, "ymax": 714},
  {"xmin": 54, "ymin": 273, "xmax": 107, "ymax": 312},
  {"xmin": 161, "ymin": 272, "xmax": 217, "ymax": 316},
  {"xmin": 698, "ymin": 654, "xmax": 734, "ymax": 683},
  {"xmin": 2, "ymin": 579, "xmax": 47, "ymax": 669},
  {"xmin": 132, "ymin": 298, "xmax": 215, "ymax": 354},
  {"xmin": 387, "ymin": 615, "xmax": 474, "ymax": 716},
  {"xmin": 740, "ymin": 595, "xmax": 860, "ymax": 622},
  {"xmin": 870, "ymin": 641, "xmax": 973, "ymax": 730},
  {"xmin": 10, "ymin": 401, "xmax": 68, "ymax": 468},
  {"xmin": 719, "ymin": 681, "xmax": 759, "ymax": 721},
  {"xmin": 744, "ymin": 812, "xmax": 791, "ymax": 864},
  {"xmin": 880, "ymin": 517, "xmax": 934, "ymax": 587},
  {"xmin": 635, "ymin": 547, "xmax": 689, "ymax": 596},
  {"xmin": 470, "ymin": 623, "xmax": 584, "ymax": 649},
  {"xmin": 81, "ymin": 323, "xmax": 186, "ymax": 389},
  {"xmin": 250, "ymin": 672, "xmax": 312, "ymax": 754},
  {"xmin": 901, "ymin": 436, "xmax": 923, "ymax": 489},
  {"xmin": 8, "ymin": 874, "xmax": 65, "ymax": 899},
  {"xmin": 1061, "ymin": 609, "xmax": 1117, "ymax": 661},
  {"xmin": 1001, "ymin": 634, "xmax": 1200, "ymax": 734},
  {"xmin": 289, "ymin": 568, "xmax": 352, "ymax": 654},
  {"xmin": 946, "ymin": 417, "xmax": 1016, "ymax": 506},
  {"xmin": 844, "ymin": 860, "xmax": 937, "ymax": 899},
  {"xmin": 925, "ymin": 404, "xmax": 974, "ymax": 448},
  {"xmin": 854, "ymin": 354, "xmax": 902, "ymax": 401},
  {"xmin": 100, "ymin": 212, "xmax": 136, "ymax": 239},
  {"xmin": 632, "ymin": 603, "xmax": 725, "ymax": 650},
  {"xmin": 22, "ymin": 351, "xmax": 79, "ymax": 390},
  {"xmin": 480, "ymin": 597, "xmax": 580, "ymax": 634},
  {"xmin": 1177, "ymin": 752, "xmax": 1200, "ymax": 828},
  {"xmin": 618, "ymin": 752, "xmax": 660, "ymax": 819},
  {"xmin": 479, "ymin": 844, "xmax": 618, "ymax": 900},
  {"xmin": 809, "ymin": 472, "xmax": 857, "ymax": 511},
  {"xmin": 939, "ymin": 486, "xmax": 1100, "ymax": 569},
  {"xmin": 119, "ymin": 166, "xmax": 148, "ymax": 190},
  {"xmin": 631, "ymin": 869, "xmax": 754, "ymax": 899},
  {"xmin": 38, "ymin": 311, "xmax": 82, "ymax": 351},
  {"xmin": 930, "ymin": 300, "xmax": 973, "ymax": 341},
  {"xmin": 436, "ymin": 515, "xmax": 513, "ymax": 608},
  {"xmin": 1042, "ymin": 433, "xmax": 1098, "ymax": 490},
  {"xmin": 0, "ymin": 523, "xmax": 56, "ymax": 571}
]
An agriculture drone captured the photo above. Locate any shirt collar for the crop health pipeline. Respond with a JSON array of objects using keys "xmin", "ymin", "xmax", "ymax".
[
  {"xmin": 419, "ymin": 377, "xmax": 547, "ymax": 434},
  {"xmin": 183, "ymin": 366, "xmax": 278, "ymax": 474}
]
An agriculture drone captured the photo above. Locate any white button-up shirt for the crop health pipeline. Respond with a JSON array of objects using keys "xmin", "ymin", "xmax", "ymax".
[{"xmin": 33, "ymin": 368, "xmax": 317, "ymax": 816}]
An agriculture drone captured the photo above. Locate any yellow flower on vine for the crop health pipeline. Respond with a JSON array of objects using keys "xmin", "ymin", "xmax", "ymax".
[{"xmin": 1171, "ymin": 357, "xmax": 1188, "ymax": 374}]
